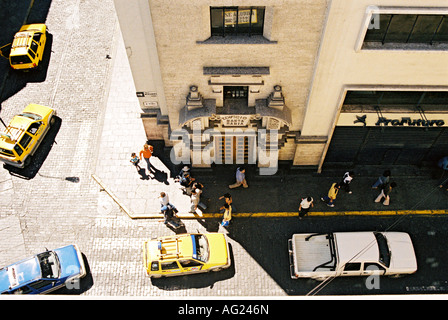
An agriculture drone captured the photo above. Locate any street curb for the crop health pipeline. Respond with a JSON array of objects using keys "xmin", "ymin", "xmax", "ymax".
[
  {"xmin": 92, "ymin": 175, "xmax": 448, "ymax": 219},
  {"xmin": 174, "ymin": 209, "xmax": 448, "ymax": 219}
]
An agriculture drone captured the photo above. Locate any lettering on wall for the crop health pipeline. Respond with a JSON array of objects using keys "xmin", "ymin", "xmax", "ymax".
[{"xmin": 375, "ymin": 117, "xmax": 445, "ymax": 127}]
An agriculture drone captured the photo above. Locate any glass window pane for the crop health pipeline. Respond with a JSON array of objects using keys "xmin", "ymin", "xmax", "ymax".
[
  {"xmin": 364, "ymin": 14, "xmax": 392, "ymax": 42},
  {"xmin": 251, "ymin": 7, "xmax": 264, "ymax": 34},
  {"xmin": 384, "ymin": 14, "xmax": 418, "ymax": 43},
  {"xmin": 344, "ymin": 91, "xmax": 383, "ymax": 105},
  {"xmin": 210, "ymin": 8, "xmax": 224, "ymax": 35},
  {"xmin": 224, "ymin": 7, "xmax": 238, "ymax": 34},
  {"xmin": 380, "ymin": 91, "xmax": 423, "ymax": 106},
  {"xmin": 421, "ymin": 91, "xmax": 448, "ymax": 106},
  {"xmin": 433, "ymin": 16, "xmax": 448, "ymax": 42},
  {"xmin": 409, "ymin": 15, "xmax": 441, "ymax": 43}
]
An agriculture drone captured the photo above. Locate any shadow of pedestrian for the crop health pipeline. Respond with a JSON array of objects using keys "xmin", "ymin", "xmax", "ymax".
[
  {"xmin": 137, "ymin": 168, "xmax": 151, "ymax": 180},
  {"xmin": 152, "ymin": 166, "xmax": 169, "ymax": 185}
]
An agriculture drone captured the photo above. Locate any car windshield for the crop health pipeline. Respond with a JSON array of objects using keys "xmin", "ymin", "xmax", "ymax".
[
  {"xmin": 193, "ymin": 235, "xmax": 209, "ymax": 263},
  {"xmin": 37, "ymin": 251, "xmax": 60, "ymax": 279},
  {"xmin": 0, "ymin": 148, "xmax": 14, "ymax": 157},
  {"xmin": 375, "ymin": 232, "xmax": 391, "ymax": 268},
  {"xmin": 19, "ymin": 112, "xmax": 42, "ymax": 121}
]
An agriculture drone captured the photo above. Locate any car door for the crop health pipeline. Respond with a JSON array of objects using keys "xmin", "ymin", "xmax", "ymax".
[
  {"xmin": 178, "ymin": 259, "xmax": 204, "ymax": 273},
  {"xmin": 362, "ymin": 262, "xmax": 386, "ymax": 276},
  {"xmin": 28, "ymin": 279, "xmax": 58, "ymax": 294},
  {"xmin": 160, "ymin": 261, "xmax": 181, "ymax": 275},
  {"xmin": 18, "ymin": 132, "xmax": 35, "ymax": 155},
  {"xmin": 32, "ymin": 33, "xmax": 45, "ymax": 60}
]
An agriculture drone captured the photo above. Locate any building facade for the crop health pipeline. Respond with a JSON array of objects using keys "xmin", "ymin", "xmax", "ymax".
[{"xmin": 113, "ymin": 0, "xmax": 448, "ymax": 172}]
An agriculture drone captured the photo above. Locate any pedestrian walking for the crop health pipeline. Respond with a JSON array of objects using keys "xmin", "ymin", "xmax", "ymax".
[
  {"xmin": 129, "ymin": 152, "xmax": 141, "ymax": 171},
  {"xmin": 374, "ymin": 182, "xmax": 397, "ymax": 206},
  {"xmin": 340, "ymin": 171, "xmax": 354, "ymax": 194},
  {"xmin": 229, "ymin": 167, "xmax": 248, "ymax": 189},
  {"xmin": 321, "ymin": 183, "xmax": 340, "ymax": 207},
  {"xmin": 372, "ymin": 170, "xmax": 391, "ymax": 189},
  {"xmin": 298, "ymin": 196, "xmax": 314, "ymax": 219},
  {"xmin": 219, "ymin": 193, "xmax": 236, "ymax": 213},
  {"xmin": 189, "ymin": 182, "xmax": 203, "ymax": 213},
  {"xmin": 175, "ymin": 166, "xmax": 190, "ymax": 183},
  {"xmin": 139, "ymin": 143, "xmax": 155, "ymax": 173},
  {"xmin": 220, "ymin": 203, "xmax": 232, "ymax": 227},
  {"xmin": 159, "ymin": 192, "xmax": 176, "ymax": 212},
  {"xmin": 180, "ymin": 171, "xmax": 195, "ymax": 195}
]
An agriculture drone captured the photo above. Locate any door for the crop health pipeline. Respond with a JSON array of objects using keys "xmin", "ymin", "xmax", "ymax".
[
  {"xmin": 215, "ymin": 135, "xmax": 254, "ymax": 164},
  {"xmin": 160, "ymin": 261, "xmax": 181, "ymax": 275},
  {"xmin": 341, "ymin": 262, "xmax": 362, "ymax": 276},
  {"xmin": 362, "ymin": 262, "xmax": 386, "ymax": 276}
]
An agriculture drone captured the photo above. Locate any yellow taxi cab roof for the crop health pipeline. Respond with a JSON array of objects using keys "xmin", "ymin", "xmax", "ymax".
[
  {"xmin": 0, "ymin": 104, "xmax": 53, "ymax": 149},
  {"xmin": 11, "ymin": 24, "xmax": 46, "ymax": 56},
  {"xmin": 148, "ymin": 234, "xmax": 194, "ymax": 261}
]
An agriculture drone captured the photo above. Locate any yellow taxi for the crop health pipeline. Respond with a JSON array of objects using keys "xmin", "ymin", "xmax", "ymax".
[
  {"xmin": 143, "ymin": 233, "xmax": 231, "ymax": 278},
  {"xmin": 0, "ymin": 104, "xmax": 56, "ymax": 168},
  {"xmin": 9, "ymin": 24, "xmax": 47, "ymax": 70}
]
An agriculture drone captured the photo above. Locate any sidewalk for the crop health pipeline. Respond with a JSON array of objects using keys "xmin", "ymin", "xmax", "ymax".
[{"xmin": 93, "ymin": 29, "xmax": 448, "ymax": 220}]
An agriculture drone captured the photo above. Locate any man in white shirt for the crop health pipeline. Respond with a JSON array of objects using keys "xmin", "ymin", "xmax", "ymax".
[
  {"xmin": 299, "ymin": 196, "xmax": 314, "ymax": 219},
  {"xmin": 340, "ymin": 171, "xmax": 354, "ymax": 194}
]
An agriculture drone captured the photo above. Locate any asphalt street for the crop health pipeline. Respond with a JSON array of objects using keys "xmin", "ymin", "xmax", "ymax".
[{"xmin": 0, "ymin": 0, "xmax": 447, "ymax": 299}]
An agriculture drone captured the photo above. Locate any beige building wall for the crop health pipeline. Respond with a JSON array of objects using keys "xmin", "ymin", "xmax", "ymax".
[
  {"xmin": 114, "ymin": 0, "xmax": 448, "ymax": 170},
  {"xmin": 145, "ymin": 0, "xmax": 328, "ymax": 132},
  {"xmin": 297, "ymin": 0, "xmax": 448, "ymax": 169}
]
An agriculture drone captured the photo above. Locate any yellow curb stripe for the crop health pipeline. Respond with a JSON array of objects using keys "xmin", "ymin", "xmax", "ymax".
[{"xmin": 176, "ymin": 209, "xmax": 448, "ymax": 219}]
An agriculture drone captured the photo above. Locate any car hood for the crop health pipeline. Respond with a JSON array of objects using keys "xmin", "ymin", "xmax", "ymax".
[
  {"xmin": 205, "ymin": 233, "xmax": 229, "ymax": 266},
  {"xmin": 385, "ymin": 232, "xmax": 418, "ymax": 272},
  {"xmin": 53, "ymin": 245, "xmax": 85, "ymax": 279}
]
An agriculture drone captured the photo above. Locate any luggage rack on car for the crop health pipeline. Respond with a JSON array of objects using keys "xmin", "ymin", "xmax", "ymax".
[
  {"xmin": 0, "ymin": 125, "xmax": 25, "ymax": 143},
  {"xmin": 157, "ymin": 237, "xmax": 182, "ymax": 260},
  {"xmin": 11, "ymin": 33, "xmax": 31, "ymax": 50}
]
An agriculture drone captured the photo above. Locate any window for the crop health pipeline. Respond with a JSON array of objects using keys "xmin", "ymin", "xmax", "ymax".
[
  {"xmin": 161, "ymin": 261, "xmax": 179, "ymax": 271},
  {"xmin": 29, "ymin": 279, "xmax": 56, "ymax": 290},
  {"xmin": 33, "ymin": 33, "xmax": 42, "ymax": 43},
  {"xmin": 211, "ymin": 6, "xmax": 265, "ymax": 37},
  {"xmin": 30, "ymin": 41, "xmax": 38, "ymax": 54},
  {"xmin": 37, "ymin": 251, "xmax": 60, "ymax": 279},
  {"xmin": 343, "ymin": 90, "xmax": 448, "ymax": 109},
  {"xmin": 10, "ymin": 55, "xmax": 32, "ymax": 64},
  {"xmin": 27, "ymin": 122, "xmax": 41, "ymax": 135},
  {"xmin": 179, "ymin": 259, "xmax": 203, "ymax": 268},
  {"xmin": 364, "ymin": 14, "xmax": 448, "ymax": 45},
  {"xmin": 14, "ymin": 144, "xmax": 23, "ymax": 156},
  {"xmin": 18, "ymin": 133, "xmax": 33, "ymax": 150},
  {"xmin": 0, "ymin": 148, "xmax": 14, "ymax": 157},
  {"xmin": 343, "ymin": 263, "xmax": 361, "ymax": 271},
  {"xmin": 364, "ymin": 263, "xmax": 386, "ymax": 273}
]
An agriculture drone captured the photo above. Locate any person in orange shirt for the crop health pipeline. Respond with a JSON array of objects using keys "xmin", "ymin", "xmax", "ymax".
[{"xmin": 139, "ymin": 143, "xmax": 155, "ymax": 174}]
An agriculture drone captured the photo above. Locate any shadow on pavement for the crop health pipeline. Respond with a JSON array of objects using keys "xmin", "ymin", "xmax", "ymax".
[
  {"xmin": 0, "ymin": 0, "xmax": 53, "ymax": 103},
  {"xmin": 4, "ymin": 115, "xmax": 61, "ymax": 179},
  {"xmin": 150, "ymin": 244, "xmax": 236, "ymax": 290}
]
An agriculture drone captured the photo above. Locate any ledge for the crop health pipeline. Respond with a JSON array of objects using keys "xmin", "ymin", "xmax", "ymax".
[{"xmin": 197, "ymin": 35, "xmax": 277, "ymax": 45}]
